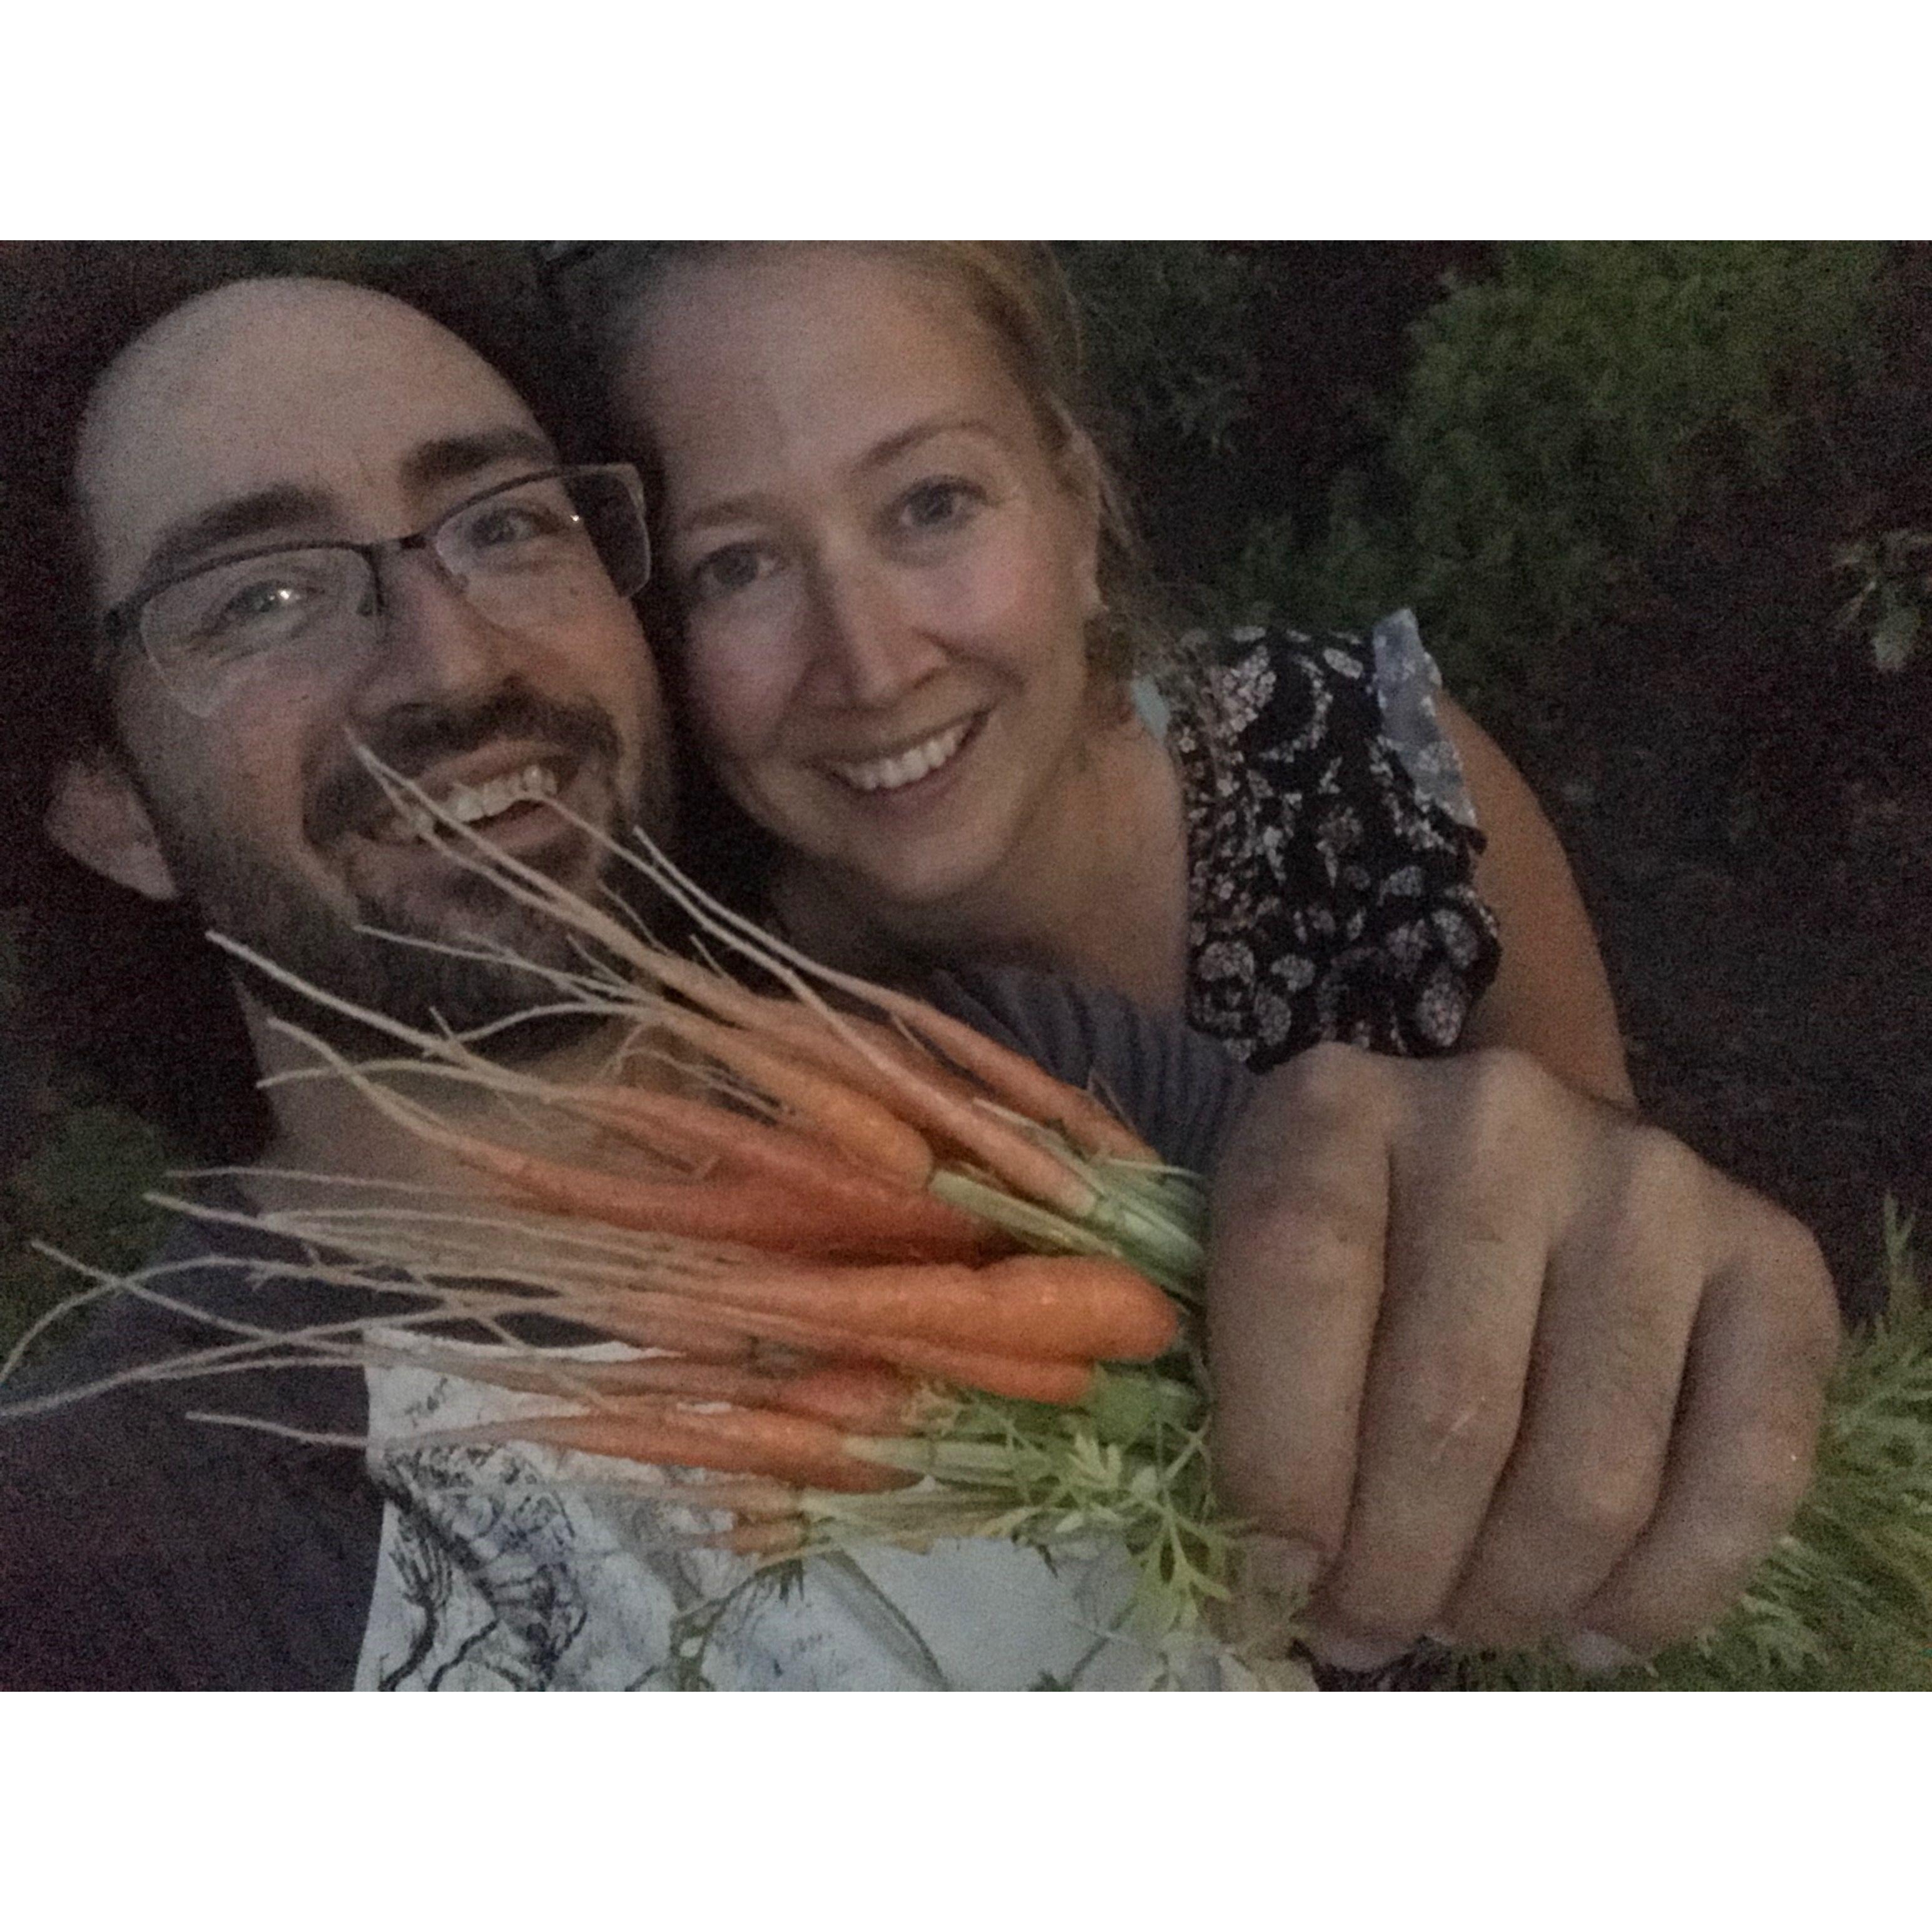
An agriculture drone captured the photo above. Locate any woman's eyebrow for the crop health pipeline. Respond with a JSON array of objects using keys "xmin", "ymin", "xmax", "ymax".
[
  {"xmin": 676, "ymin": 416, "xmax": 1003, "ymax": 536},
  {"xmin": 859, "ymin": 415, "xmax": 1002, "ymax": 474}
]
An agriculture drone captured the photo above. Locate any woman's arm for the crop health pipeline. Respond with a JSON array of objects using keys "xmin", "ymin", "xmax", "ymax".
[{"xmin": 1435, "ymin": 694, "xmax": 1635, "ymax": 1107}]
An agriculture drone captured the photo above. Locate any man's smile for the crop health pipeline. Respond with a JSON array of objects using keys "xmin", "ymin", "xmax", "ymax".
[
  {"xmin": 360, "ymin": 750, "xmax": 572, "ymax": 845},
  {"xmin": 305, "ymin": 681, "xmax": 628, "ymax": 857}
]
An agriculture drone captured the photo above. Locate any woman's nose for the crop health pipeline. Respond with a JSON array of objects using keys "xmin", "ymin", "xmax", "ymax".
[{"xmin": 803, "ymin": 554, "xmax": 948, "ymax": 709}]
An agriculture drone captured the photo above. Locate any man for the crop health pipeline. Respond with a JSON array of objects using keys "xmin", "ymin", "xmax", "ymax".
[{"xmin": 0, "ymin": 253, "xmax": 1839, "ymax": 1687}]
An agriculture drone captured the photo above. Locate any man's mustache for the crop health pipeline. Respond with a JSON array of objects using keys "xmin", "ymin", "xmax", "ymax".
[{"xmin": 305, "ymin": 683, "xmax": 624, "ymax": 845}]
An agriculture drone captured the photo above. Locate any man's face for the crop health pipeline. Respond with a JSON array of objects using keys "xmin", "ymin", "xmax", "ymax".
[{"xmin": 73, "ymin": 277, "xmax": 671, "ymax": 1049}]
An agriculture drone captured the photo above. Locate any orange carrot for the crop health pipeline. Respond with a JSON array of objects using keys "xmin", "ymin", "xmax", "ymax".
[
  {"xmin": 754, "ymin": 1363, "xmax": 921, "ymax": 1433},
  {"xmin": 669, "ymin": 1254, "xmax": 1180, "ymax": 1363},
  {"xmin": 620, "ymin": 1360, "xmax": 918, "ymax": 1433},
  {"xmin": 626, "ymin": 915, "xmax": 1152, "ymax": 1162},
  {"xmin": 845, "ymin": 990, "xmax": 1158, "ymax": 1164},
  {"xmin": 815, "ymin": 1335, "xmax": 1096, "ymax": 1407},
  {"xmin": 481, "ymin": 1400, "xmax": 915, "ymax": 1493},
  {"xmin": 716, "ymin": 1519, "xmax": 810, "ymax": 1557},
  {"xmin": 430, "ymin": 1123, "xmax": 961, "ymax": 1258},
  {"xmin": 768, "ymin": 1034, "xmax": 1102, "ymax": 1219},
  {"xmin": 594, "ymin": 947, "xmax": 970, "ymax": 1126},
  {"xmin": 316, "ymin": 1044, "xmax": 967, "ymax": 1258},
  {"xmin": 658, "ymin": 1007, "xmax": 937, "ymax": 1189},
  {"xmin": 360, "ymin": 1343, "xmax": 766, "ymax": 1398},
  {"xmin": 420, "ymin": 1354, "xmax": 920, "ymax": 1435},
  {"xmin": 741, "ymin": 1000, "xmax": 991, "ymax": 1114},
  {"xmin": 658, "ymin": 1003, "xmax": 1099, "ymax": 1221},
  {"xmin": 573, "ymin": 1289, "xmax": 1099, "ymax": 1406},
  {"xmin": 562, "ymin": 1295, "xmax": 768, "ymax": 1360},
  {"xmin": 555, "ymin": 1082, "xmax": 995, "ymax": 1259}
]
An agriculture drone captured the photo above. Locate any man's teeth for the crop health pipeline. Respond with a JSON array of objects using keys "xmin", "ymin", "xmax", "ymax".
[
  {"xmin": 402, "ymin": 763, "xmax": 559, "ymax": 840},
  {"xmin": 829, "ymin": 721, "xmax": 972, "ymax": 795}
]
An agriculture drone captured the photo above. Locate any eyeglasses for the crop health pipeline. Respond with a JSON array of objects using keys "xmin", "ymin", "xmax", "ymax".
[{"xmin": 100, "ymin": 464, "xmax": 653, "ymax": 718}]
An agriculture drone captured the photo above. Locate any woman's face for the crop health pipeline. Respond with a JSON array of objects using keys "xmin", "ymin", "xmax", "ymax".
[{"xmin": 618, "ymin": 248, "xmax": 1105, "ymax": 913}]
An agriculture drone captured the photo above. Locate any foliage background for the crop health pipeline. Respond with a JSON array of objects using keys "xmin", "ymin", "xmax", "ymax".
[{"xmin": 3, "ymin": 240, "xmax": 1928, "ymax": 1358}]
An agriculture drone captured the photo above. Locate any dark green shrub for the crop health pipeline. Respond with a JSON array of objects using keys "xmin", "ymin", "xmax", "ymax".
[
  {"xmin": 1256, "ymin": 243, "xmax": 1892, "ymax": 684},
  {"xmin": 1, "ymin": 1100, "xmax": 173, "ymax": 1364},
  {"xmin": 2, "ymin": 912, "xmax": 173, "ymax": 1362},
  {"xmin": 1403, "ymin": 244, "xmax": 1885, "ymax": 671},
  {"xmin": 1059, "ymin": 242, "xmax": 1261, "ymax": 465},
  {"xmin": 1201, "ymin": 478, "xmax": 1415, "ymax": 639},
  {"xmin": 1176, "ymin": 243, "xmax": 1893, "ymax": 687}
]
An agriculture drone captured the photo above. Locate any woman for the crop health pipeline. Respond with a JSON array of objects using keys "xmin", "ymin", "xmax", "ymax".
[
  {"xmin": 574, "ymin": 242, "xmax": 1629, "ymax": 1104},
  {"xmin": 537, "ymin": 246, "xmax": 1836, "ymax": 1674}
]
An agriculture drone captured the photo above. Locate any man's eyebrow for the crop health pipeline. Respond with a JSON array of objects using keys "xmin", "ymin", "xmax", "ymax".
[
  {"xmin": 132, "ymin": 427, "xmax": 562, "ymax": 591},
  {"xmin": 140, "ymin": 484, "xmax": 335, "ymax": 587},
  {"xmin": 402, "ymin": 427, "xmax": 559, "ymax": 492}
]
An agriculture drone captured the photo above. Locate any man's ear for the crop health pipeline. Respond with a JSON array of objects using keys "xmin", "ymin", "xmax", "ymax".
[{"xmin": 44, "ymin": 753, "xmax": 179, "ymax": 902}]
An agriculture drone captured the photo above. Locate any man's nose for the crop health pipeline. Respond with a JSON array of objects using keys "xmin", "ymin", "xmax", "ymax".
[
  {"xmin": 348, "ymin": 547, "xmax": 517, "ymax": 714},
  {"xmin": 803, "ymin": 552, "xmax": 948, "ymax": 710}
]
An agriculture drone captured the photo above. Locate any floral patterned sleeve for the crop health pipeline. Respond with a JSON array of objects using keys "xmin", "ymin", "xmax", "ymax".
[{"xmin": 1162, "ymin": 619, "xmax": 1502, "ymax": 1073}]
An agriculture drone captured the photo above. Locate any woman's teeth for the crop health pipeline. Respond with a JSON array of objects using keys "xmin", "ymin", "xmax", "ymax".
[
  {"xmin": 829, "ymin": 720, "xmax": 972, "ymax": 795},
  {"xmin": 399, "ymin": 763, "xmax": 561, "ymax": 841}
]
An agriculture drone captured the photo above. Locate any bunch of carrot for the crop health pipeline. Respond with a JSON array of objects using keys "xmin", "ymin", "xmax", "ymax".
[
  {"xmin": 0, "ymin": 751, "xmax": 1226, "ymax": 1626},
  {"xmin": 11, "ymin": 753, "xmax": 1932, "ymax": 1685}
]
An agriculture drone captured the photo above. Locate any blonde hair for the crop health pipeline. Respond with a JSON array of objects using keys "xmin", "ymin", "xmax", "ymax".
[{"xmin": 563, "ymin": 241, "xmax": 1176, "ymax": 684}]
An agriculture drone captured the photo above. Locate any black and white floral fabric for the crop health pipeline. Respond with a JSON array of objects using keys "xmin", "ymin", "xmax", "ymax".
[{"xmin": 1153, "ymin": 613, "xmax": 1501, "ymax": 1072}]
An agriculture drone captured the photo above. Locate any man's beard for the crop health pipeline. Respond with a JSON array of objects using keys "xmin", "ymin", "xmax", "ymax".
[{"xmin": 150, "ymin": 683, "xmax": 678, "ymax": 1065}]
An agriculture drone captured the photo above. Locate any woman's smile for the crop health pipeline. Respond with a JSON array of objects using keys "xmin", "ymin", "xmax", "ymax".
[{"xmin": 820, "ymin": 711, "xmax": 985, "ymax": 799}]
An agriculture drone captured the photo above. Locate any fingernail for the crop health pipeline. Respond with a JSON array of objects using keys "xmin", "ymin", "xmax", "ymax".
[
  {"xmin": 1303, "ymin": 1624, "xmax": 1411, "ymax": 1674},
  {"xmin": 1241, "ymin": 1533, "xmax": 1324, "ymax": 1600},
  {"xmin": 1564, "ymin": 1630, "xmax": 1642, "ymax": 1678}
]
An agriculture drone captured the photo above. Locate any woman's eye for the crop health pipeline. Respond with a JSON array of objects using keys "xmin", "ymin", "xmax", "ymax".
[
  {"xmin": 686, "ymin": 543, "xmax": 772, "ymax": 603},
  {"xmin": 897, "ymin": 479, "xmax": 980, "ymax": 534}
]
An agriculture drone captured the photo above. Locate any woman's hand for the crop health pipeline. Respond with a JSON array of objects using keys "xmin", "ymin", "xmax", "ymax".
[{"xmin": 1206, "ymin": 1041, "xmax": 1841, "ymax": 1672}]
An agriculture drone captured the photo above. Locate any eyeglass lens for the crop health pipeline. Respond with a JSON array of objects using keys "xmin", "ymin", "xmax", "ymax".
[{"xmin": 141, "ymin": 470, "xmax": 649, "ymax": 711}]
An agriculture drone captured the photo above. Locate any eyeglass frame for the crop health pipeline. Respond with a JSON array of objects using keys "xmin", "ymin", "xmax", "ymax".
[{"xmin": 96, "ymin": 460, "xmax": 653, "ymax": 711}]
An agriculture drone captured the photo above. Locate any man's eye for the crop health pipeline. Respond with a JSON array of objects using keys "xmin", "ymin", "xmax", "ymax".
[
  {"xmin": 198, "ymin": 576, "xmax": 318, "ymax": 640},
  {"xmin": 449, "ymin": 480, "xmax": 584, "ymax": 559},
  {"xmin": 220, "ymin": 581, "xmax": 301, "ymax": 621},
  {"xmin": 686, "ymin": 543, "xmax": 773, "ymax": 604},
  {"xmin": 153, "ymin": 551, "xmax": 346, "ymax": 664},
  {"xmin": 464, "ymin": 503, "xmax": 562, "ymax": 548}
]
